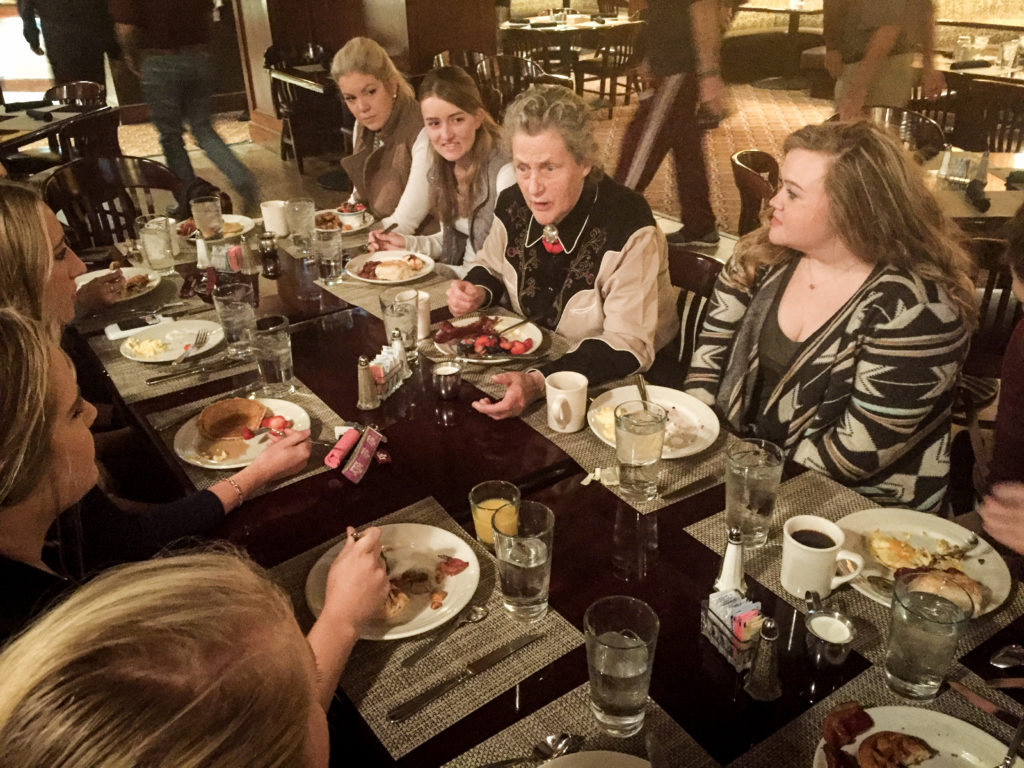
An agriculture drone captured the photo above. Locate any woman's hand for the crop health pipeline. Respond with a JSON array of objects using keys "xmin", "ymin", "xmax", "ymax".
[
  {"xmin": 447, "ymin": 280, "xmax": 486, "ymax": 316},
  {"xmin": 76, "ymin": 269, "xmax": 125, "ymax": 311},
  {"xmin": 368, "ymin": 229, "xmax": 407, "ymax": 252},
  {"xmin": 979, "ymin": 483, "xmax": 1024, "ymax": 555},
  {"xmin": 245, "ymin": 428, "xmax": 311, "ymax": 485},
  {"xmin": 471, "ymin": 370, "xmax": 545, "ymax": 420},
  {"xmin": 323, "ymin": 526, "xmax": 390, "ymax": 630}
]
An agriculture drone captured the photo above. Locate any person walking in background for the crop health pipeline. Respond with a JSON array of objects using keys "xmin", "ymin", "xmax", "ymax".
[
  {"xmin": 109, "ymin": 0, "xmax": 259, "ymax": 213},
  {"xmin": 18, "ymin": 0, "xmax": 119, "ymax": 85},
  {"xmin": 614, "ymin": 0, "xmax": 725, "ymax": 248},
  {"xmin": 825, "ymin": 0, "xmax": 944, "ymax": 120}
]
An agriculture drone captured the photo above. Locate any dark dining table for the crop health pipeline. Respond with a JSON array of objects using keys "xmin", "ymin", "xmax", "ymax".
[
  {"xmin": 73, "ymin": 232, "xmax": 1024, "ymax": 767},
  {"xmin": 0, "ymin": 102, "xmax": 112, "ymax": 153}
]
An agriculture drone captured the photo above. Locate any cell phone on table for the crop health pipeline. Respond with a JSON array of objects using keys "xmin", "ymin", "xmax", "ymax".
[{"xmin": 114, "ymin": 315, "xmax": 161, "ymax": 333}]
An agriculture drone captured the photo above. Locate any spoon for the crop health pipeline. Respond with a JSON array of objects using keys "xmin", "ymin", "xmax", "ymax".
[
  {"xmin": 401, "ymin": 604, "xmax": 489, "ymax": 668},
  {"xmin": 476, "ymin": 732, "xmax": 583, "ymax": 768},
  {"xmin": 991, "ymin": 644, "xmax": 1024, "ymax": 669},
  {"xmin": 837, "ymin": 560, "xmax": 894, "ymax": 598}
]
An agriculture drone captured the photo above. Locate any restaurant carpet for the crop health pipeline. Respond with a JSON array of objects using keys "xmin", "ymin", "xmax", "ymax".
[{"xmin": 115, "ymin": 84, "xmax": 833, "ymax": 235}]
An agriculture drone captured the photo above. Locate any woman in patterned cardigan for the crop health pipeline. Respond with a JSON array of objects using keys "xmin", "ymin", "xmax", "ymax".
[{"xmin": 685, "ymin": 121, "xmax": 976, "ymax": 511}]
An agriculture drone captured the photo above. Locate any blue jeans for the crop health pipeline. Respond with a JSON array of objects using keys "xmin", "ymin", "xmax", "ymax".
[{"xmin": 141, "ymin": 51, "xmax": 258, "ymax": 207}]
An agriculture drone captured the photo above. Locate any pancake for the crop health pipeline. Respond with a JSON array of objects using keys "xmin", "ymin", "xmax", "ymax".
[
  {"xmin": 374, "ymin": 259, "xmax": 415, "ymax": 282},
  {"xmin": 197, "ymin": 398, "xmax": 266, "ymax": 441}
]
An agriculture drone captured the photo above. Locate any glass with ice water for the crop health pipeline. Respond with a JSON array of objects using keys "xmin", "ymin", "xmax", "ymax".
[
  {"xmin": 884, "ymin": 572, "xmax": 971, "ymax": 700},
  {"xmin": 614, "ymin": 401, "xmax": 667, "ymax": 502},
  {"xmin": 135, "ymin": 214, "xmax": 177, "ymax": 275},
  {"xmin": 584, "ymin": 595, "xmax": 659, "ymax": 738},
  {"xmin": 379, "ymin": 287, "xmax": 418, "ymax": 361},
  {"xmin": 492, "ymin": 500, "xmax": 554, "ymax": 623},
  {"xmin": 724, "ymin": 438, "xmax": 783, "ymax": 548},
  {"xmin": 314, "ymin": 228, "xmax": 345, "ymax": 285},
  {"xmin": 251, "ymin": 314, "xmax": 295, "ymax": 396},
  {"xmin": 286, "ymin": 198, "xmax": 315, "ymax": 251},
  {"xmin": 189, "ymin": 195, "xmax": 223, "ymax": 240},
  {"xmin": 211, "ymin": 282, "xmax": 257, "ymax": 359}
]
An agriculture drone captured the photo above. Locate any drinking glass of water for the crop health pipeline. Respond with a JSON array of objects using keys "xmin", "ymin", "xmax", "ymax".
[
  {"xmin": 251, "ymin": 314, "xmax": 295, "ymax": 396},
  {"xmin": 189, "ymin": 195, "xmax": 223, "ymax": 240},
  {"xmin": 211, "ymin": 282, "xmax": 257, "ymax": 359},
  {"xmin": 884, "ymin": 571, "xmax": 971, "ymax": 700},
  {"xmin": 286, "ymin": 198, "xmax": 316, "ymax": 251},
  {"xmin": 379, "ymin": 287, "xmax": 418, "ymax": 361},
  {"xmin": 724, "ymin": 438, "xmax": 783, "ymax": 548},
  {"xmin": 313, "ymin": 228, "xmax": 345, "ymax": 285},
  {"xmin": 492, "ymin": 500, "xmax": 554, "ymax": 623},
  {"xmin": 614, "ymin": 400, "xmax": 667, "ymax": 502},
  {"xmin": 584, "ymin": 595, "xmax": 659, "ymax": 738},
  {"xmin": 135, "ymin": 214, "xmax": 177, "ymax": 275}
]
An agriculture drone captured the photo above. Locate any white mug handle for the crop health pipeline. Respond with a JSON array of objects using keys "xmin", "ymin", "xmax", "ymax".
[
  {"xmin": 830, "ymin": 551, "xmax": 864, "ymax": 590},
  {"xmin": 552, "ymin": 396, "xmax": 572, "ymax": 429}
]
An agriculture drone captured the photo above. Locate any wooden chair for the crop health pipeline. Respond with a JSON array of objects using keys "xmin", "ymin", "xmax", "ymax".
[
  {"xmin": 43, "ymin": 156, "xmax": 184, "ymax": 250},
  {"xmin": 573, "ymin": 23, "xmax": 641, "ymax": 118},
  {"xmin": 56, "ymin": 107, "xmax": 121, "ymax": 162},
  {"xmin": 501, "ymin": 26, "xmax": 576, "ymax": 78},
  {"xmin": 731, "ymin": 149, "xmax": 779, "ymax": 236},
  {"xmin": 647, "ymin": 246, "xmax": 724, "ymax": 385},
  {"xmin": 475, "ymin": 56, "xmax": 573, "ymax": 121},
  {"xmin": 965, "ymin": 236, "xmax": 1021, "ymax": 380},
  {"xmin": 827, "ymin": 106, "xmax": 948, "ymax": 161},
  {"xmin": 908, "ymin": 71, "xmax": 972, "ymax": 148},
  {"xmin": 45, "ymin": 81, "xmax": 106, "ymax": 107},
  {"xmin": 432, "ymin": 50, "xmax": 489, "ymax": 86},
  {"xmin": 963, "ymin": 78, "xmax": 1024, "ymax": 153}
]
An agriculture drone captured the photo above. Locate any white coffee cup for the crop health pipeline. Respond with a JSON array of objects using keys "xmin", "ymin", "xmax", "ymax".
[
  {"xmin": 416, "ymin": 290, "xmax": 431, "ymax": 340},
  {"xmin": 546, "ymin": 371, "xmax": 588, "ymax": 432},
  {"xmin": 261, "ymin": 200, "xmax": 289, "ymax": 236},
  {"xmin": 781, "ymin": 515, "xmax": 863, "ymax": 599}
]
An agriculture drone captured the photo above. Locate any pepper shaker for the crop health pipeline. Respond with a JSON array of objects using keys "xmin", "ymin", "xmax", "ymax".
[
  {"xmin": 356, "ymin": 355, "xmax": 381, "ymax": 410},
  {"xmin": 743, "ymin": 617, "xmax": 782, "ymax": 701}
]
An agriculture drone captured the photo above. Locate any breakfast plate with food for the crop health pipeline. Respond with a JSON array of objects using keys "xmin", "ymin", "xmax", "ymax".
[
  {"xmin": 345, "ymin": 250, "xmax": 434, "ymax": 284},
  {"xmin": 176, "ymin": 214, "xmax": 255, "ymax": 242},
  {"xmin": 314, "ymin": 206, "xmax": 373, "ymax": 233},
  {"xmin": 119, "ymin": 319, "xmax": 223, "ymax": 363},
  {"xmin": 587, "ymin": 385, "xmax": 719, "ymax": 459},
  {"xmin": 433, "ymin": 314, "xmax": 544, "ymax": 362},
  {"xmin": 172, "ymin": 397, "xmax": 310, "ymax": 469},
  {"xmin": 75, "ymin": 267, "xmax": 160, "ymax": 302},
  {"xmin": 836, "ymin": 508, "xmax": 1010, "ymax": 616},
  {"xmin": 305, "ymin": 523, "xmax": 481, "ymax": 640},
  {"xmin": 814, "ymin": 702, "xmax": 1023, "ymax": 768}
]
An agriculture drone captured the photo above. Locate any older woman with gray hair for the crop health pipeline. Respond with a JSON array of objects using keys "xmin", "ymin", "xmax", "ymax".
[{"xmin": 447, "ymin": 85, "xmax": 678, "ymax": 419}]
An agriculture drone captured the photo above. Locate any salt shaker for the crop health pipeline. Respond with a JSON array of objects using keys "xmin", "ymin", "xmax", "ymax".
[
  {"xmin": 391, "ymin": 329, "xmax": 411, "ymax": 380},
  {"xmin": 356, "ymin": 355, "xmax": 381, "ymax": 410},
  {"xmin": 713, "ymin": 527, "xmax": 747, "ymax": 595},
  {"xmin": 743, "ymin": 618, "xmax": 781, "ymax": 701}
]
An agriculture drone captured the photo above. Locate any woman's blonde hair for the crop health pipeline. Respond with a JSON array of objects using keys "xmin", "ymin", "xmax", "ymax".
[
  {"xmin": 503, "ymin": 84, "xmax": 600, "ymax": 173},
  {"xmin": 0, "ymin": 549, "xmax": 313, "ymax": 768},
  {"xmin": 729, "ymin": 120, "xmax": 977, "ymax": 328},
  {"xmin": 419, "ymin": 65, "xmax": 502, "ymax": 223},
  {"xmin": 330, "ymin": 36, "xmax": 414, "ymax": 101},
  {"xmin": 0, "ymin": 308, "xmax": 54, "ymax": 509},
  {"xmin": 0, "ymin": 180, "xmax": 52, "ymax": 326}
]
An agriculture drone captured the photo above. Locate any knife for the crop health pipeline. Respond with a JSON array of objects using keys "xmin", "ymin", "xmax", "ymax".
[
  {"xmin": 386, "ymin": 633, "xmax": 543, "ymax": 722},
  {"xmin": 145, "ymin": 358, "xmax": 246, "ymax": 385},
  {"xmin": 166, "ymin": 305, "xmax": 213, "ymax": 318},
  {"xmin": 948, "ymin": 679, "xmax": 1020, "ymax": 729},
  {"xmin": 989, "ymin": 679, "xmax": 1024, "ymax": 690},
  {"xmin": 659, "ymin": 473, "xmax": 721, "ymax": 504}
]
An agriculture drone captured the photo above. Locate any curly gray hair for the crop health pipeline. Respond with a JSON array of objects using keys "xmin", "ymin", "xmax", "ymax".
[{"xmin": 502, "ymin": 85, "xmax": 598, "ymax": 168}]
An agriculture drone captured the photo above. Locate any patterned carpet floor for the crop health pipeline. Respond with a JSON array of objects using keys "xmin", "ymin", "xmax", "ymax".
[{"xmin": 117, "ymin": 84, "xmax": 834, "ymax": 235}]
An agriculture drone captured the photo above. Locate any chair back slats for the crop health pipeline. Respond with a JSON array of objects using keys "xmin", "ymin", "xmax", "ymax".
[
  {"xmin": 667, "ymin": 246, "xmax": 724, "ymax": 376},
  {"xmin": 827, "ymin": 106, "xmax": 947, "ymax": 160},
  {"xmin": 967, "ymin": 236, "xmax": 1022, "ymax": 378},
  {"xmin": 45, "ymin": 81, "xmax": 106, "ymax": 106},
  {"xmin": 968, "ymin": 78, "xmax": 1024, "ymax": 153},
  {"xmin": 57, "ymin": 108, "xmax": 121, "ymax": 162},
  {"xmin": 730, "ymin": 149, "xmax": 778, "ymax": 236},
  {"xmin": 476, "ymin": 56, "xmax": 572, "ymax": 121}
]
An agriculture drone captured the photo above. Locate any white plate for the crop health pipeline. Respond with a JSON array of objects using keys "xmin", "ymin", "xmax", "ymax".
[
  {"xmin": 837, "ymin": 508, "xmax": 1010, "ymax": 615},
  {"xmin": 345, "ymin": 250, "xmax": 435, "ymax": 284},
  {"xmin": 587, "ymin": 385, "xmax": 720, "ymax": 459},
  {"xmin": 314, "ymin": 208, "xmax": 373, "ymax": 234},
  {"xmin": 172, "ymin": 398, "xmax": 310, "ymax": 470},
  {"xmin": 118, "ymin": 319, "xmax": 224, "ymax": 363},
  {"xmin": 548, "ymin": 753, "xmax": 649, "ymax": 768},
  {"xmin": 178, "ymin": 213, "xmax": 255, "ymax": 242},
  {"xmin": 433, "ymin": 315, "xmax": 544, "ymax": 363},
  {"xmin": 304, "ymin": 523, "xmax": 481, "ymax": 641},
  {"xmin": 74, "ymin": 267, "xmax": 160, "ymax": 303},
  {"xmin": 812, "ymin": 706, "xmax": 1024, "ymax": 768}
]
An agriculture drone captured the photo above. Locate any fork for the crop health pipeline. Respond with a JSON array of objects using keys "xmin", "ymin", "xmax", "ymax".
[
  {"xmin": 172, "ymin": 329, "xmax": 208, "ymax": 366},
  {"xmin": 633, "ymin": 372, "xmax": 651, "ymax": 410}
]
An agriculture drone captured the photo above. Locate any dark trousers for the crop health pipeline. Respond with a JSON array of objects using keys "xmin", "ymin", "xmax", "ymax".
[{"xmin": 613, "ymin": 72, "xmax": 716, "ymax": 235}]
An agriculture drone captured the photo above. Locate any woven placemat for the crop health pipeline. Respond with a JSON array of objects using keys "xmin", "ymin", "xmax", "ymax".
[
  {"xmin": 72, "ymin": 278, "xmax": 198, "ymax": 336},
  {"xmin": 269, "ymin": 497, "xmax": 583, "ymax": 760},
  {"xmin": 444, "ymin": 683, "xmax": 721, "ymax": 768},
  {"xmin": 316, "ymin": 270, "xmax": 453, "ymax": 319},
  {"xmin": 145, "ymin": 378, "xmax": 340, "ymax": 499},
  {"xmin": 86, "ymin": 310, "xmax": 259, "ymax": 404},
  {"xmin": 685, "ymin": 471, "xmax": 1024, "ymax": 662},
  {"xmin": 731, "ymin": 663, "xmax": 1023, "ymax": 767}
]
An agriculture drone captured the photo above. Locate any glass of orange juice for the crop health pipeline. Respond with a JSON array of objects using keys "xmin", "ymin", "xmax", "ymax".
[{"xmin": 469, "ymin": 480, "xmax": 520, "ymax": 549}]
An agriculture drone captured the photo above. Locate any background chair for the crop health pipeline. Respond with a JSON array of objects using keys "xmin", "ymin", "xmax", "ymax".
[
  {"xmin": 965, "ymin": 236, "xmax": 1021, "ymax": 381},
  {"xmin": 501, "ymin": 26, "xmax": 576, "ymax": 79},
  {"xmin": 730, "ymin": 149, "xmax": 779, "ymax": 236},
  {"xmin": 963, "ymin": 78, "xmax": 1024, "ymax": 153},
  {"xmin": 475, "ymin": 56, "xmax": 573, "ymax": 121},
  {"xmin": 56, "ymin": 108, "xmax": 122, "ymax": 162},
  {"xmin": 827, "ymin": 106, "xmax": 948, "ymax": 161},
  {"xmin": 908, "ymin": 71, "xmax": 972, "ymax": 148},
  {"xmin": 432, "ymin": 50, "xmax": 489, "ymax": 87},
  {"xmin": 44, "ymin": 81, "xmax": 106, "ymax": 107},
  {"xmin": 573, "ymin": 22, "xmax": 641, "ymax": 118}
]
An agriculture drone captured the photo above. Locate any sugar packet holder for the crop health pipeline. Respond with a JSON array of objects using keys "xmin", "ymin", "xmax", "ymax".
[
  {"xmin": 699, "ymin": 590, "xmax": 765, "ymax": 672},
  {"xmin": 323, "ymin": 425, "xmax": 385, "ymax": 484}
]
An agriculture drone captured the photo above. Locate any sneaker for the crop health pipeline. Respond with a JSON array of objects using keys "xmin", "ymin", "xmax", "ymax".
[{"xmin": 666, "ymin": 228, "xmax": 720, "ymax": 247}]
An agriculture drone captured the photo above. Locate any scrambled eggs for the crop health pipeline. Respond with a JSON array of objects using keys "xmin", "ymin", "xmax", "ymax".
[{"xmin": 124, "ymin": 337, "xmax": 168, "ymax": 358}]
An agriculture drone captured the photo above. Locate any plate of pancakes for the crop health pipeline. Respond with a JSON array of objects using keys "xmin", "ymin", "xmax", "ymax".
[{"xmin": 172, "ymin": 396, "xmax": 310, "ymax": 469}]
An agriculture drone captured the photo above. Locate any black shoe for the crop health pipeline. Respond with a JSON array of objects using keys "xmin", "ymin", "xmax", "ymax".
[{"xmin": 666, "ymin": 228, "xmax": 720, "ymax": 247}]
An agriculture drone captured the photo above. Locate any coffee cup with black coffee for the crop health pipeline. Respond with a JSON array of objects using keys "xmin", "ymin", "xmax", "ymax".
[{"xmin": 781, "ymin": 515, "xmax": 863, "ymax": 599}]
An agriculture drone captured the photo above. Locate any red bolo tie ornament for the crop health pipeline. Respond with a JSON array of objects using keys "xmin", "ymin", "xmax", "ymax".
[{"xmin": 541, "ymin": 224, "xmax": 563, "ymax": 254}]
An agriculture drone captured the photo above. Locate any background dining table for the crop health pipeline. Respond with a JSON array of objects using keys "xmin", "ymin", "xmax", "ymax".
[{"xmin": 71, "ymin": 230, "xmax": 1024, "ymax": 767}]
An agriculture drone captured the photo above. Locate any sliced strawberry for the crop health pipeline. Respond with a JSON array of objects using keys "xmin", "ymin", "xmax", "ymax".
[
  {"xmin": 241, "ymin": 427, "xmax": 255, "ymax": 440},
  {"xmin": 509, "ymin": 340, "xmax": 526, "ymax": 355},
  {"xmin": 522, "ymin": 338, "xmax": 534, "ymax": 351},
  {"xmin": 268, "ymin": 415, "xmax": 288, "ymax": 430},
  {"xmin": 499, "ymin": 338, "xmax": 512, "ymax": 350}
]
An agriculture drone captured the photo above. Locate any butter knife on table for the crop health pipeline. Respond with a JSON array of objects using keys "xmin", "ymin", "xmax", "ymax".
[
  {"xmin": 386, "ymin": 633, "xmax": 543, "ymax": 722},
  {"xmin": 145, "ymin": 358, "xmax": 243, "ymax": 385},
  {"xmin": 659, "ymin": 473, "xmax": 721, "ymax": 505},
  {"xmin": 948, "ymin": 679, "xmax": 1020, "ymax": 729}
]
